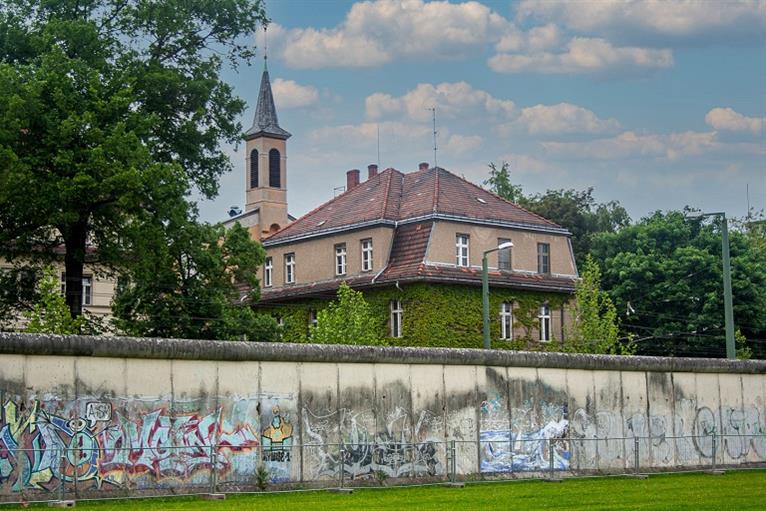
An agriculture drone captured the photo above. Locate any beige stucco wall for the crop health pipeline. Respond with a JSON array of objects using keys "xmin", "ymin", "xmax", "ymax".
[
  {"xmin": 261, "ymin": 226, "xmax": 395, "ymax": 289},
  {"xmin": 426, "ymin": 220, "xmax": 576, "ymax": 276},
  {"xmin": 0, "ymin": 260, "xmax": 115, "ymax": 330},
  {"xmin": 245, "ymin": 137, "xmax": 288, "ymax": 237}
]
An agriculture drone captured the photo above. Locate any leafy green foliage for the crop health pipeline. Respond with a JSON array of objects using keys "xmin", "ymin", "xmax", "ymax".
[
  {"xmin": 24, "ymin": 266, "xmax": 83, "ymax": 334},
  {"xmin": 565, "ymin": 255, "xmax": 633, "ymax": 355},
  {"xmin": 112, "ymin": 218, "xmax": 278, "ymax": 342},
  {"xmin": 254, "ymin": 463, "xmax": 269, "ymax": 491},
  {"xmin": 483, "ymin": 161, "xmax": 523, "ymax": 204},
  {"xmin": 0, "ymin": 0, "xmax": 267, "ymax": 317},
  {"xmin": 310, "ymin": 283, "xmax": 382, "ymax": 345},
  {"xmin": 591, "ymin": 211, "xmax": 766, "ymax": 358},
  {"xmin": 264, "ymin": 284, "xmax": 567, "ymax": 350}
]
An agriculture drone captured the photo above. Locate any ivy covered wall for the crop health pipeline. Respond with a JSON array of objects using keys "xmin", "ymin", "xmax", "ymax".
[{"xmin": 258, "ymin": 283, "xmax": 572, "ymax": 350}]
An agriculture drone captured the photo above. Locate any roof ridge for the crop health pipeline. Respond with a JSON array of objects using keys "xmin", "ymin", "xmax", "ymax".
[
  {"xmin": 440, "ymin": 167, "xmax": 561, "ymax": 228},
  {"xmin": 432, "ymin": 167, "xmax": 440, "ymax": 213}
]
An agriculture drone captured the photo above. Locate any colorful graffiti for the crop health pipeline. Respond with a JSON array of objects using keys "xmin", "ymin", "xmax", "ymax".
[{"xmin": 0, "ymin": 397, "xmax": 294, "ymax": 492}]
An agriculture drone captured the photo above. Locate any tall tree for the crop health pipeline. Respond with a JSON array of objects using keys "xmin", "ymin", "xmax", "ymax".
[
  {"xmin": 483, "ymin": 161, "xmax": 524, "ymax": 204},
  {"xmin": 0, "ymin": 0, "xmax": 267, "ymax": 319},
  {"xmin": 591, "ymin": 211, "xmax": 766, "ymax": 358}
]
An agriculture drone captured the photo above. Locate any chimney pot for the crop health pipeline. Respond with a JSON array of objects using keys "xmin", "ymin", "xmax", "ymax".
[
  {"xmin": 418, "ymin": 162, "xmax": 429, "ymax": 170},
  {"xmin": 346, "ymin": 169, "xmax": 360, "ymax": 191},
  {"xmin": 368, "ymin": 164, "xmax": 378, "ymax": 179}
]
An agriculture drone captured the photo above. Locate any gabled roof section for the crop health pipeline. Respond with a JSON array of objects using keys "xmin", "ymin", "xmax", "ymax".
[
  {"xmin": 264, "ymin": 166, "xmax": 566, "ymax": 246},
  {"xmin": 245, "ymin": 67, "xmax": 291, "ymax": 141},
  {"xmin": 265, "ymin": 168, "xmax": 404, "ymax": 244}
]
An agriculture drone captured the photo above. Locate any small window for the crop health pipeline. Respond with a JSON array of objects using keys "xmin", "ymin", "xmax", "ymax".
[
  {"xmin": 264, "ymin": 257, "xmax": 273, "ymax": 287},
  {"xmin": 538, "ymin": 304, "xmax": 551, "ymax": 342},
  {"xmin": 537, "ymin": 243, "xmax": 550, "ymax": 274},
  {"xmin": 500, "ymin": 302, "xmax": 513, "ymax": 340},
  {"xmin": 498, "ymin": 238, "xmax": 512, "ymax": 271},
  {"xmin": 269, "ymin": 148, "xmax": 281, "ymax": 188},
  {"xmin": 361, "ymin": 239, "xmax": 373, "ymax": 272},
  {"xmin": 60, "ymin": 273, "xmax": 92, "ymax": 305},
  {"xmin": 335, "ymin": 243, "xmax": 347, "ymax": 276},
  {"xmin": 249, "ymin": 149, "xmax": 259, "ymax": 188},
  {"xmin": 456, "ymin": 234, "xmax": 469, "ymax": 267},
  {"xmin": 284, "ymin": 253, "xmax": 295, "ymax": 284},
  {"xmin": 390, "ymin": 300, "xmax": 403, "ymax": 338}
]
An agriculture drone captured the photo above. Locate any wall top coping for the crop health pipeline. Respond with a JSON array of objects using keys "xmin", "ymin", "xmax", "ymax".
[{"xmin": 0, "ymin": 333, "xmax": 764, "ymax": 374}]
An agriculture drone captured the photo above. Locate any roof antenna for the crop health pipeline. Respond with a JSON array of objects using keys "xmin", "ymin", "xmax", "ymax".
[
  {"xmin": 430, "ymin": 107, "xmax": 438, "ymax": 168},
  {"xmin": 746, "ymin": 183, "xmax": 751, "ymax": 221},
  {"xmin": 263, "ymin": 24, "xmax": 268, "ymax": 71},
  {"xmin": 377, "ymin": 123, "xmax": 381, "ymax": 169}
]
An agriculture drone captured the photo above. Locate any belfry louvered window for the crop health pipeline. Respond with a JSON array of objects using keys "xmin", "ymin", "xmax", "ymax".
[
  {"xmin": 269, "ymin": 148, "xmax": 281, "ymax": 188},
  {"xmin": 249, "ymin": 149, "xmax": 258, "ymax": 188}
]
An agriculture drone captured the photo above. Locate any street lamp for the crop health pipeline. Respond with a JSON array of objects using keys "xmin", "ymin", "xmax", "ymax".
[
  {"xmin": 684, "ymin": 212, "xmax": 735, "ymax": 359},
  {"xmin": 483, "ymin": 241, "xmax": 514, "ymax": 349}
]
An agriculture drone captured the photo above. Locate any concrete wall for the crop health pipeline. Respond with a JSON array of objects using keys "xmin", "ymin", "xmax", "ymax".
[{"xmin": 0, "ymin": 333, "xmax": 763, "ymax": 497}]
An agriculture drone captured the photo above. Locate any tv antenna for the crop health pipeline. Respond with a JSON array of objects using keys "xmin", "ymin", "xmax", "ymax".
[
  {"xmin": 377, "ymin": 123, "xmax": 381, "ymax": 169},
  {"xmin": 428, "ymin": 107, "xmax": 438, "ymax": 168}
]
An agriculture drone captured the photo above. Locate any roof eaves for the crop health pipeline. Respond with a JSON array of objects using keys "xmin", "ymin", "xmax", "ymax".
[
  {"xmin": 263, "ymin": 219, "xmax": 397, "ymax": 247},
  {"xmin": 398, "ymin": 213, "xmax": 572, "ymax": 236}
]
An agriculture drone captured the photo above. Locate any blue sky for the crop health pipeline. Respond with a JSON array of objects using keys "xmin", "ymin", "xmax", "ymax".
[{"xmin": 198, "ymin": 0, "xmax": 766, "ymax": 224}]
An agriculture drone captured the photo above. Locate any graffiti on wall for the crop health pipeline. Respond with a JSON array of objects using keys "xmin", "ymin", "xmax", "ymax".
[
  {"xmin": 302, "ymin": 405, "xmax": 440, "ymax": 480},
  {"xmin": 0, "ymin": 396, "xmax": 294, "ymax": 492},
  {"xmin": 480, "ymin": 397, "xmax": 570, "ymax": 473}
]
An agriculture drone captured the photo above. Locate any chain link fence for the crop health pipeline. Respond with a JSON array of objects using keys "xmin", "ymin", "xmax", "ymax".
[{"xmin": 1, "ymin": 433, "xmax": 764, "ymax": 505}]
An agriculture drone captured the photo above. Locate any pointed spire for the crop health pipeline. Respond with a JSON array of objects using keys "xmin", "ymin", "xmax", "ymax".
[{"xmin": 245, "ymin": 54, "xmax": 291, "ymax": 141}]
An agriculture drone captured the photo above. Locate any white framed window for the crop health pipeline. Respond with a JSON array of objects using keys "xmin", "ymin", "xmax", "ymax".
[
  {"xmin": 538, "ymin": 304, "xmax": 551, "ymax": 342},
  {"xmin": 60, "ymin": 273, "xmax": 92, "ymax": 305},
  {"xmin": 456, "ymin": 234, "xmax": 469, "ymax": 267},
  {"xmin": 500, "ymin": 302, "xmax": 513, "ymax": 340},
  {"xmin": 361, "ymin": 239, "xmax": 373, "ymax": 272},
  {"xmin": 264, "ymin": 257, "xmax": 273, "ymax": 287},
  {"xmin": 335, "ymin": 243, "xmax": 347, "ymax": 276},
  {"xmin": 390, "ymin": 300, "xmax": 403, "ymax": 338},
  {"xmin": 284, "ymin": 253, "xmax": 295, "ymax": 284},
  {"xmin": 537, "ymin": 243, "xmax": 550, "ymax": 274},
  {"xmin": 498, "ymin": 238, "xmax": 512, "ymax": 271}
]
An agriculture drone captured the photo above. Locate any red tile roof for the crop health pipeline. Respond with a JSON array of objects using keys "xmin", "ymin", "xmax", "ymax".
[{"xmin": 264, "ymin": 166, "xmax": 564, "ymax": 245}]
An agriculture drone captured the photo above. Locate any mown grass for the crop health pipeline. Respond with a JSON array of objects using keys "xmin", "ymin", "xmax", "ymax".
[{"xmin": 27, "ymin": 470, "xmax": 766, "ymax": 511}]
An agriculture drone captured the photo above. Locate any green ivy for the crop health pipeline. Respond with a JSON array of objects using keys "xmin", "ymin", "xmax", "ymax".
[{"xmin": 258, "ymin": 283, "xmax": 569, "ymax": 350}]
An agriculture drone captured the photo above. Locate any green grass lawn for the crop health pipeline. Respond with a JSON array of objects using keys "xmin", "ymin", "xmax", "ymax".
[{"xmin": 29, "ymin": 470, "xmax": 766, "ymax": 511}]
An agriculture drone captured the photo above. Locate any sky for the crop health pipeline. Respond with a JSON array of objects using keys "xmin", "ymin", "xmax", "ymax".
[{"xmin": 197, "ymin": 0, "xmax": 766, "ymax": 224}]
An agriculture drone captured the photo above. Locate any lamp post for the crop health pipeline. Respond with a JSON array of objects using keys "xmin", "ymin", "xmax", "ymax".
[
  {"xmin": 483, "ymin": 241, "xmax": 514, "ymax": 349},
  {"xmin": 685, "ymin": 212, "xmax": 735, "ymax": 359}
]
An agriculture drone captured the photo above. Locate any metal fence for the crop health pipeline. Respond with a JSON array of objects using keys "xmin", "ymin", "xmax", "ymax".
[{"xmin": 1, "ymin": 433, "xmax": 764, "ymax": 505}]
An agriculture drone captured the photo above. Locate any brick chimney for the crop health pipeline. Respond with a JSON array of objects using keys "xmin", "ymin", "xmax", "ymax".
[
  {"xmin": 418, "ymin": 162, "xmax": 429, "ymax": 171},
  {"xmin": 346, "ymin": 169, "xmax": 360, "ymax": 191},
  {"xmin": 368, "ymin": 164, "xmax": 378, "ymax": 179}
]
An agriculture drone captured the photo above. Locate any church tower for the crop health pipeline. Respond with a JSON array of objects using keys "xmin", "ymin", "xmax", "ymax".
[{"xmin": 244, "ymin": 60, "xmax": 291, "ymax": 239}]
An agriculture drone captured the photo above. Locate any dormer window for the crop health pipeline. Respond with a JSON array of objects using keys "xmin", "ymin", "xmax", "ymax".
[
  {"xmin": 335, "ymin": 243, "xmax": 347, "ymax": 276},
  {"xmin": 361, "ymin": 239, "xmax": 373, "ymax": 272},
  {"xmin": 269, "ymin": 148, "xmax": 281, "ymax": 188}
]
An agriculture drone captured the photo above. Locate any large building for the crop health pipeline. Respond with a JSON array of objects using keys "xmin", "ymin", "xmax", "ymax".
[{"xmin": 243, "ymin": 66, "xmax": 578, "ymax": 348}]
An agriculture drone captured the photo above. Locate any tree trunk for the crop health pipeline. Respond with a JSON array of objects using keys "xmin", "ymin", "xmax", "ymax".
[{"xmin": 63, "ymin": 221, "xmax": 88, "ymax": 320}]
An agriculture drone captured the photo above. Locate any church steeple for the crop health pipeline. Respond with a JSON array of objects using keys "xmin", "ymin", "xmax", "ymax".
[
  {"xmin": 245, "ymin": 64, "xmax": 291, "ymax": 141},
  {"xmin": 244, "ymin": 56, "xmax": 290, "ymax": 239}
]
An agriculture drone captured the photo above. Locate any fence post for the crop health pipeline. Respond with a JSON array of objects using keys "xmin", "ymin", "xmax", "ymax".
[
  {"xmin": 209, "ymin": 444, "xmax": 216, "ymax": 494},
  {"xmin": 634, "ymin": 436, "xmax": 640, "ymax": 476},
  {"xmin": 73, "ymin": 444, "xmax": 79, "ymax": 500},
  {"xmin": 711, "ymin": 434, "xmax": 717, "ymax": 472},
  {"xmin": 339, "ymin": 443, "xmax": 345, "ymax": 489},
  {"xmin": 548, "ymin": 438, "xmax": 554, "ymax": 478},
  {"xmin": 58, "ymin": 448, "xmax": 65, "ymax": 503},
  {"xmin": 451, "ymin": 440, "xmax": 457, "ymax": 482}
]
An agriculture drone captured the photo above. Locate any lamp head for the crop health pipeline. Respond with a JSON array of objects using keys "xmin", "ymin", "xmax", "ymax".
[{"xmin": 497, "ymin": 241, "xmax": 514, "ymax": 250}]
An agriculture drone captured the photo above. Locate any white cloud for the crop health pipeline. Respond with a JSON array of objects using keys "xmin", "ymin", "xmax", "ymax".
[
  {"xmin": 513, "ymin": 103, "xmax": 621, "ymax": 135},
  {"xmin": 445, "ymin": 134, "xmax": 483, "ymax": 155},
  {"xmin": 309, "ymin": 121, "xmax": 435, "ymax": 148},
  {"xmin": 542, "ymin": 130, "xmax": 718, "ymax": 160},
  {"xmin": 365, "ymin": 82, "xmax": 515, "ymax": 122},
  {"xmin": 495, "ymin": 23, "xmax": 561, "ymax": 53},
  {"xmin": 489, "ymin": 37, "xmax": 673, "ymax": 74},
  {"xmin": 705, "ymin": 107, "xmax": 766, "ymax": 135},
  {"xmin": 516, "ymin": 0, "xmax": 766, "ymax": 45},
  {"xmin": 268, "ymin": 0, "xmax": 509, "ymax": 69},
  {"xmin": 272, "ymin": 79, "xmax": 319, "ymax": 109}
]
